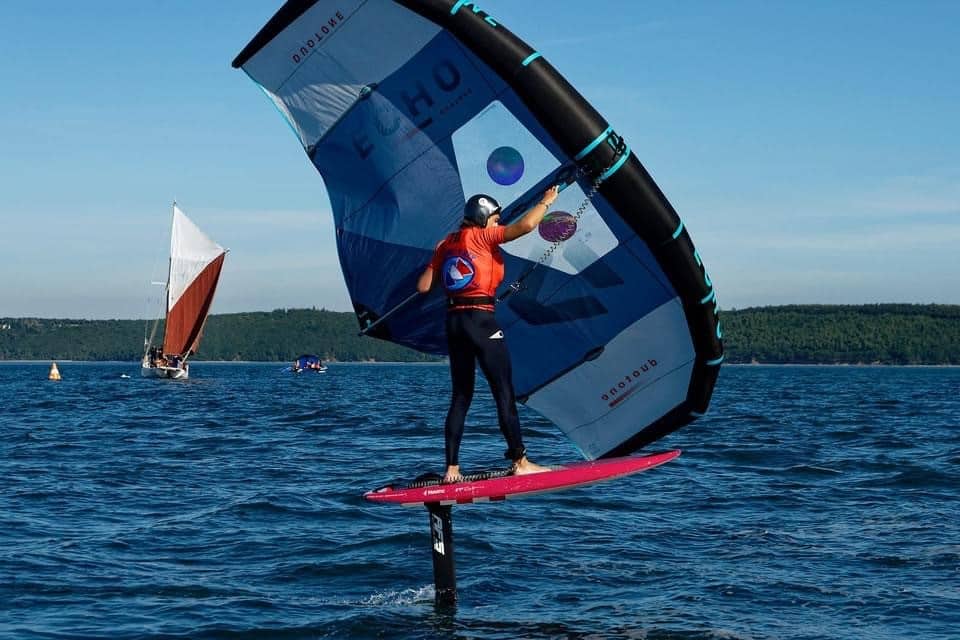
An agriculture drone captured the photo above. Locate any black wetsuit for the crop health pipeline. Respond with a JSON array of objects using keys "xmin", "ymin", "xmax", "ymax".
[{"xmin": 444, "ymin": 308, "xmax": 525, "ymax": 466}]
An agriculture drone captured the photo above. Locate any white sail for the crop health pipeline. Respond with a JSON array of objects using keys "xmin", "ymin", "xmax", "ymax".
[{"xmin": 168, "ymin": 204, "xmax": 226, "ymax": 313}]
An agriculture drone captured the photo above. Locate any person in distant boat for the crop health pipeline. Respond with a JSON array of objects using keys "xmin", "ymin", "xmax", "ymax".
[{"xmin": 417, "ymin": 186, "xmax": 560, "ymax": 483}]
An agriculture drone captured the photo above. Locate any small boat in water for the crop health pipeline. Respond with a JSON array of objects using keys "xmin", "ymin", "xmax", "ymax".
[
  {"xmin": 48, "ymin": 362, "xmax": 61, "ymax": 381},
  {"xmin": 141, "ymin": 203, "xmax": 227, "ymax": 380},
  {"xmin": 289, "ymin": 354, "xmax": 327, "ymax": 374}
]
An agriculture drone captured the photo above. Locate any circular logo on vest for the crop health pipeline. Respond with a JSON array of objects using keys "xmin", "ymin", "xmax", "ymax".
[{"xmin": 442, "ymin": 255, "xmax": 475, "ymax": 291}]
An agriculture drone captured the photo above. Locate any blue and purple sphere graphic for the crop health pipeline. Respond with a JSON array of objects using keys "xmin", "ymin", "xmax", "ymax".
[
  {"xmin": 538, "ymin": 211, "xmax": 577, "ymax": 242},
  {"xmin": 486, "ymin": 146, "xmax": 524, "ymax": 186}
]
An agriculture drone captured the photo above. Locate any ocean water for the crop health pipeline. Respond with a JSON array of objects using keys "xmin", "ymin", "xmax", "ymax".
[{"xmin": 1, "ymin": 362, "xmax": 957, "ymax": 640}]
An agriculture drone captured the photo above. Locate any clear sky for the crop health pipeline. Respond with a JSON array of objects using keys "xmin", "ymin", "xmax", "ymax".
[{"xmin": 1, "ymin": 1, "xmax": 957, "ymax": 320}]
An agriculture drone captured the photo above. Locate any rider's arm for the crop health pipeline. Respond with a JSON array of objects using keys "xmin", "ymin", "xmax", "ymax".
[{"xmin": 502, "ymin": 185, "xmax": 560, "ymax": 242}]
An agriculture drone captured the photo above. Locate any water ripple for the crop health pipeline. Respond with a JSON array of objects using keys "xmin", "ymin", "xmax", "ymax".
[{"xmin": 1, "ymin": 363, "xmax": 958, "ymax": 639}]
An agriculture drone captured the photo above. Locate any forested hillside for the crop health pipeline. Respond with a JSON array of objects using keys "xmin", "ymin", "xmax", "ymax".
[
  {"xmin": 722, "ymin": 304, "xmax": 960, "ymax": 364},
  {"xmin": 1, "ymin": 305, "xmax": 957, "ymax": 364},
  {"xmin": 0, "ymin": 309, "xmax": 437, "ymax": 362}
]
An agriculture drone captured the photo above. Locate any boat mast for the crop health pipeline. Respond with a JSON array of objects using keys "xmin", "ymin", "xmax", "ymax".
[
  {"xmin": 161, "ymin": 201, "xmax": 176, "ymax": 355},
  {"xmin": 143, "ymin": 202, "xmax": 175, "ymax": 358}
]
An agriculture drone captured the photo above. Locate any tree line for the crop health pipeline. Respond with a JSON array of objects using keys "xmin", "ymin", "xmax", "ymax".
[
  {"xmin": 0, "ymin": 309, "xmax": 437, "ymax": 362},
  {"xmin": 721, "ymin": 304, "xmax": 960, "ymax": 364},
  {"xmin": 1, "ymin": 304, "xmax": 958, "ymax": 364}
]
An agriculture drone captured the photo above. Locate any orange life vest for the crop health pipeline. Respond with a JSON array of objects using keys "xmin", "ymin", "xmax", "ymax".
[{"xmin": 430, "ymin": 225, "xmax": 507, "ymax": 311}]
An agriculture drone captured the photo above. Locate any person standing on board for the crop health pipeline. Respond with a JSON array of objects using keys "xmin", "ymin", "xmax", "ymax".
[{"xmin": 417, "ymin": 186, "xmax": 560, "ymax": 483}]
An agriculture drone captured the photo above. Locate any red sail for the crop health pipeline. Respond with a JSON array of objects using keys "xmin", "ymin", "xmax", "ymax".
[{"xmin": 163, "ymin": 253, "xmax": 226, "ymax": 356}]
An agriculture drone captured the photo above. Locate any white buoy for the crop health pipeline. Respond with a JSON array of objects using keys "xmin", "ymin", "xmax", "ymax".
[{"xmin": 48, "ymin": 362, "xmax": 61, "ymax": 381}]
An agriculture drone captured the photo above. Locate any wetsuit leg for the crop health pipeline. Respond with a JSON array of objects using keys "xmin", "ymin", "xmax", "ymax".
[
  {"xmin": 469, "ymin": 311, "xmax": 525, "ymax": 461},
  {"xmin": 444, "ymin": 312, "xmax": 476, "ymax": 467}
]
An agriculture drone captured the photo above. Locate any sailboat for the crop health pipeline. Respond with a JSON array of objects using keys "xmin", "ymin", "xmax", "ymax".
[{"xmin": 141, "ymin": 203, "xmax": 227, "ymax": 380}]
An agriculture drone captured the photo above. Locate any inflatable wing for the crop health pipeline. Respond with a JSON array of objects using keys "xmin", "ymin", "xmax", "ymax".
[{"xmin": 233, "ymin": 0, "xmax": 723, "ymax": 458}]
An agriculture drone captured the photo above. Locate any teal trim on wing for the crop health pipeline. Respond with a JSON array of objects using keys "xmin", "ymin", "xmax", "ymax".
[
  {"xmin": 700, "ymin": 289, "xmax": 715, "ymax": 305},
  {"xmin": 450, "ymin": 0, "xmax": 497, "ymax": 25},
  {"xmin": 672, "ymin": 220, "xmax": 684, "ymax": 240},
  {"xmin": 574, "ymin": 126, "xmax": 613, "ymax": 161},
  {"xmin": 521, "ymin": 52, "xmax": 542, "ymax": 66},
  {"xmin": 717, "ymin": 322, "xmax": 723, "ymax": 339},
  {"xmin": 706, "ymin": 355, "xmax": 725, "ymax": 366},
  {"xmin": 599, "ymin": 144, "xmax": 630, "ymax": 181}
]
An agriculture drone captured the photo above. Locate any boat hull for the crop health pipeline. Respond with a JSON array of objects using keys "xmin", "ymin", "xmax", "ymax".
[
  {"xmin": 293, "ymin": 367, "xmax": 327, "ymax": 374},
  {"xmin": 140, "ymin": 358, "xmax": 189, "ymax": 380}
]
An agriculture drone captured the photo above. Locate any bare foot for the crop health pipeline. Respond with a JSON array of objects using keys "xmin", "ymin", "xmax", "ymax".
[
  {"xmin": 512, "ymin": 456, "xmax": 550, "ymax": 475},
  {"xmin": 443, "ymin": 465, "xmax": 462, "ymax": 483}
]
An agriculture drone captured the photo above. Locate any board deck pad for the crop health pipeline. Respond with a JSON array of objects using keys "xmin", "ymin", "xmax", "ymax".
[{"xmin": 364, "ymin": 450, "xmax": 681, "ymax": 506}]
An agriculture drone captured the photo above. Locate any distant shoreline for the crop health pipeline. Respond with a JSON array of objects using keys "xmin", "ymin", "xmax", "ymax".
[
  {"xmin": 0, "ymin": 360, "xmax": 449, "ymax": 365},
  {"xmin": 3, "ymin": 305, "xmax": 958, "ymax": 365},
  {"xmin": 2, "ymin": 361, "xmax": 958, "ymax": 368}
]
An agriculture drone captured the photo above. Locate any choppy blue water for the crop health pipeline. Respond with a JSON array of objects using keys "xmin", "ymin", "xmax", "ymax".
[{"xmin": 2, "ymin": 363, "xmax": 957, "ymax": 640}]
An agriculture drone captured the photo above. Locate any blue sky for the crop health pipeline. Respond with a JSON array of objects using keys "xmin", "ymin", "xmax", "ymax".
[{"xmin": 1, "ymin": 1, "xmax": 957, "ymax": 319}]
